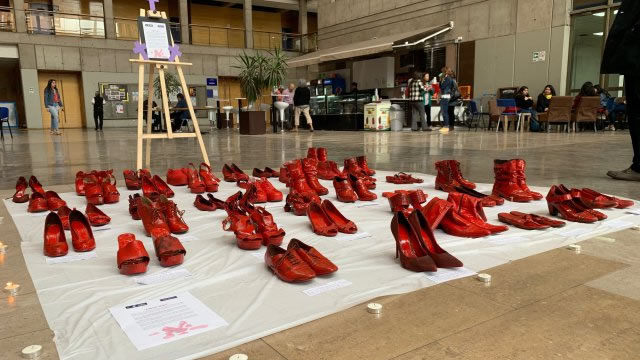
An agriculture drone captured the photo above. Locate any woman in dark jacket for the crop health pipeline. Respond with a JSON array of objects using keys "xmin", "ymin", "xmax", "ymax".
[
  {"xmin": 536, "ymin": 85, "xmax": 556, "ymax": 113},
  {"xmin": 44, "ymin": 79, "xmax": 63, "ymax": 135},
  {"xmin": 515, "ymin": 86, "xmax": 540, "ymax": 131},
  {"xmin": 293, "ymin": 79, "xmax": 314, "ymax": 132},
  {"xmin": 438, "ymin": 67, "xmax": 454, "ymax": 134}
]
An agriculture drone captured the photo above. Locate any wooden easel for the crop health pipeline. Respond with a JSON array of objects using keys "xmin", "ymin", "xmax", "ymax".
[{"xmin": 130, "ymin": 8, "xmax": 209, "ymax": 170}]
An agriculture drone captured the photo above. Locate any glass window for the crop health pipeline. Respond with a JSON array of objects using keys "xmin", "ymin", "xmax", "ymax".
[
  {"xmin": 569, "ymin": 12, "xmax": 605, "ymax": 92},
  {"xmin": 573, "ymin": 0, "xmax": 607, "ymax": 10},
  {"xmin": 605, "ymin": 7, "xmax": 623, "ymax": 96}
]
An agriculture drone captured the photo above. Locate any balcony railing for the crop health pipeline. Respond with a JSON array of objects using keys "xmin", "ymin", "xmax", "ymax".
[
  {"xmin": 189, "ymin": 24, "xmax": 316, "ymax": 52},
  {"xmin": 190, "ymin": 24, "xmax": 246, "ymax": 48},
  {"xmin": 25, "ymin": 9, "xmax": 104, "ymax": 38},
  {"xmin": 0, "ymin": 6, "xmax": 15, "ymax": 32},
  {"xmin": 114, "ymin": 17, "xmax": 181, "ymax": 43}
]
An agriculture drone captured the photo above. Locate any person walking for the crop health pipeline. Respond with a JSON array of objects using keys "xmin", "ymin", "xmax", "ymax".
[
  {"xmin": 422, "ymin": 73, "xmax": 434, "ymax": 131},
  {"xmin": 293, "ymin": 79, "xmax": 314, "ymax": 132},
  {"xmin": 91, "ymin": 91, "xmax": 105, "ymax": 131},
  {"xmin": 602, "ymin": 0, "xmax": 640, "ymax": 181},
  {"xmin": 44, "ymin": 79, "xmax": 63, "ymax": 135},
  {"xmin": 439, "ymin": 67, "xmax": 455, "ymax": 134},
  {"xmin": 281, "ymin": 83, "xmax": 295, "ymax": 130},
  {"xmin": 407, "ymin": 71, "xmax": 427, "ymax": 131}
]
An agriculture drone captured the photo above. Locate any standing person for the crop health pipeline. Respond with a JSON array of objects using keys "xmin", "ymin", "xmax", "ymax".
[
  {"xmin": 293, "ymin": 79, "xmax": 314, "ymax": 132},
  {"xmin": 536, "ymin": 85, "xmax": 556, "ymax": 113},
  {"xmin": 407, "ymin": 71, "xmax": 427, "ymax": 131},
  {"xmin": 281, "ymin": 82, "xmax": 295, "ymax": 130},
  {"xmin": 514, "ymin": 86, "xmax": 540, "ymax": 131},
  {"xmin": 439, "ymin": 67, "xmax": 455, "ymax": 134},
  {"xmin": 422, "ymin": 73, "xmax": 434, "ymax": 131},
  {"xmin": 602, "ymin": 0, "xmax": 640, "ymax": 181},
  {"xmin": 44, "ymin": 79, "xmax": 63, "ymax": 135},
  {"xmin": 91, "ymin": 91, "xmax": 105, "ymax": 131}
]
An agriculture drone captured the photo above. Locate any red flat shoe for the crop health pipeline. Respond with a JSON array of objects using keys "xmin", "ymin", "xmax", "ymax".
[
  {"xmin": 43, "ymin": 212, "xmax": 68, "ymax": 257},
  {"xmin": 69, "ymin": 209, "xmax": 96, "ymax": 252},
  {"xmin": 580, "ymin": 188, "xmax": 624, "ymax": 209},
  {"xmin": 356, "ymin": 155, "xmax": 375, "ymax": 176},
  {"xmin": 138, "ymin": 197, "xmax": 171, "ymax": 237},
  {"xmin": 264, "ymin": 167, "xmax": 280, "ymax": 178},
  {"xmin": 252, "ymin": 168, "xmax": 266, "ymax": 178},
  {"xmin": 86, "ymin": 203, "xmax": 111, "ymax": 226},
  {"xmin": 166, "ymin": 168, "xmax": 188, "ymax": 186},
  {"xmin": 510, "ymin": 211, "xmax": 566, "ymax": 228},
  {"xmin": 28, "ymin": 191, "xmax": 48, "ymax": 212},
  {"xmin": 408, "ymin": 210, "xmax": 463, "ymax": 268},
  {"xmin": 307, "ymin": 202, "xmax": 339, "ymax": 237},
  {"xmin": 123, "ymin": 170, "xmax": 142, "ymax": 190},
  {"xmin": 57, "ymin": 205, "xmax": 71, "ymax": 230},
  {"xmin": 152, "ymin": 175, "xmax": 174, "ymax": 198},
  {"xmin": 199, "ymin": 162, "xmax": 220, "ymax": 192},
  {"xmin": 257, "ymin": 177, "xmax": 283, "ymax": 202},
  {"xmin": 102, "ymin": 174, "xmax": 120, "ymax": 204},
  {"xmin": 117, "ymin": 233, "xmax": 150, "ymax": 275},
  {"xmin": 497, "ymin": 212, "xmax": 550, "ymax": 230},
  {"xmin": 29, "ymin": 175, "xmax": 45, "ymax": 194},
  {"xmin": 307, "ymin": 147, "xmax": 318, "ymax": 160},
  {"xmin": 348, "ymin": 174, "xmax": 377, "ymax": 201},
  {"xmin": 12, "ymin": 177, "xmax": 29, "ymax": 203},
  {"xmin": 158, "ymin": 195, "xmax": 189, "ymax": 234},
  {"xmin": 194, "ymin": 194, "xmax": 217, "ymax": 211},
  {"xmin": 546, "ymin": 185, "xmax": 598, "ymax": 223},
  {"xmin": 186, "ymin": 165, "xmax": 205, "ymax": 194},
  {"xmin": 391, "ymin": 211, "xmax": 437, "ymax": 272},
  {"xmin": 222, "ymin": 213, "xmax": 263, "ymax": 250},
  {"xmin": 288, "ymin": 239, "xmax": 338, "ymax": 275},
  {"xmin": 302, "ymin": 158, "xmax": 329, "ymax": 195},
  {"xmin": 333, "ymin": 176, "xmax": 358, "ymax": 202},
  {"xmin": 231, "ymin": 163, "xmax": 249, "ymax": 182},
  {"xmin": 83, "ymin": 174, "xmax": 104, "ymax": 205},
  {"xmin": 207, "ymin": 194, "xmax": 226, "ymax": 211},
  {"xmin": 152, "ymin": 234, "xmax": 186, "ymax": 267},
  {"xmin": 265, "ymin": 244, "xmax": 316, "ymax": 282},
  {"xmin": 128, "ymin": 194, "xmax": 142, "ymax": 220},
  {"xmin": 75, "ymin": 171, "xmax": 86, "ymax": 195},
  {"xmin": 386, "ymin": 172, "xmax": 423, "ymax": 184},
  {"xmin": 141, "ymin": 175, "xmax": 160, "ymax": 201},
  {"xmin": 321, "ymin": 200, "xmax": 357, "ymax": 234}
]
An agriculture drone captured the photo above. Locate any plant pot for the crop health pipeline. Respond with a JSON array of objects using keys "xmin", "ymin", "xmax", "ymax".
[{"xmin": 239, "ymin": 111, "xmax": 266, "ymax": 135}]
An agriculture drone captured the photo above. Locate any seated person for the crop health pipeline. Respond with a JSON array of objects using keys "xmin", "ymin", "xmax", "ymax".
[
  {"xmin": 594, "ymin": 84, "xmax": 625, "ymax": 131},
  {"xmin": 536, "ymin": 85, "xmax": 556, "ymax": 113},
  {"xmin": 171, "ymin": 93, "xmax": 188, "ymax": 132},
  {"xmin": 514, "ymin": 86, "xmax": 540, "ymax": 131},
  {"xmin": 574, "ymin": 81, "xmax": 596, "ymax": 109},
  {"xmin": 143, "ymin": 99, "xmax": 162, "ymax": 131}
]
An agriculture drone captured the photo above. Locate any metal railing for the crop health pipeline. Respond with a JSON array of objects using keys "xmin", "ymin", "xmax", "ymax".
[
  {"xmin": 114, "ymin": 17, "xmax": 181, "ymax": 43},
  {"xmin": 0, "ymin": 6, "xmax": 15, "ymax": 32},
  {"xmin": 189, "ymin": 24, "xmax": 246, "ymax": 48},
  {"xmin": 25, "ymin": 9, "xmax": 104, "ymax": 38}
]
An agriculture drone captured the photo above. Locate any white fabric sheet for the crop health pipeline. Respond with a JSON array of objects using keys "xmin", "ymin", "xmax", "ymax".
[{"xmin": 4, "ymin": 170, "xmax": 639, "ymax": 360}]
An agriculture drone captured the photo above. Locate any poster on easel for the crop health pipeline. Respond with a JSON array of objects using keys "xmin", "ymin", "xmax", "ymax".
[{"xmin": 137, "ymin": 17, "xmax": 172, "ymax": 60}]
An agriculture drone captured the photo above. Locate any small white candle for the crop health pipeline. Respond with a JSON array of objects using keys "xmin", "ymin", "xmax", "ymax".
[
  {"xmin": 0, "ymin": 242, "xmax": 6, "ymax": 254},
  {"xmin": 4, "ymin": 281, "xmax": 20, "ymax": 296},
  {"xmin": 21, "ymin": 345, "xmax": 43, "ymax": 359}
]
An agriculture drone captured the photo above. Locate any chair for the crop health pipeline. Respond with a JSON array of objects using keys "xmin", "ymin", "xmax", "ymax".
[
  {"xmin": 538, "ymin": 96, "xmax": 573, "ymax": 132},
  {"xmin": 0, "ymin": 107, "xmax": 12, "ymax": 140},
  {"xmin": 465, "ymin": 100, "xmax": 486, "ymax": 131},
  {"xmin": 487, "ymin": 99, "xmax": 501, "ymax": 130},
  {"xmin": 572, "ymin": 96, "xmax": 600, "ymax": 132},
  {"xmin": 496, "ymin": 98, "xmax": 521, "ymax": 132}
]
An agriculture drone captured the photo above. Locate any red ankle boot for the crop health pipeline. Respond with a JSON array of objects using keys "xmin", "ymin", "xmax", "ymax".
[
  {"xmin": 158, "ymin": 195, "xmax": 189, "ymax": 234},
  {"xmin": 138, "ymin": 197, "xmax": 171, "ymax": 237},
  {"xmin": 514, "ymin": 159, "xmax": 542, "ymax": 200},
  {"xmin": 333, "ymin": 176, "xmax": 358, "ymax": 202},
  {"xmin": 285, "ymin": 160, "xmax": 317, "ymax": 197},
  {"xmin": 129, "ymin": 194, "xmax": 142, "ymax": 220},
  {"xmin": 447, "ymin": 192, "xmax": 508, "ymax": 234},
  {"xmin": 302, "ymin": 158, "xmax": 329, "ymax": 195},
  {"xmin": 422, "ymin": 197, "xmax": 491, "ymax": 238},
  {"xmin": 448, "ymin": 160, "xmax": 476, "ymax": 189},
  {"xmin": 492, "ymin": 160, "xmax": 534, "ymax": 202},
  {"xmin": 348, "ymin": 174, "xmax": 377, "ymax": 201},
  {"xmin": 356, "ymin": 155, "xmax": 375, "ymax": 176},
  {"xmin": 307, "ymin": 147, "xmax": 318, "ymax": 160}
]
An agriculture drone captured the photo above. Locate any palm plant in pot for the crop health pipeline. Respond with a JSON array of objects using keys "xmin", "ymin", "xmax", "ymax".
[{"xmin": 234, "ymin": 48, "xmax": 288, "ymax": 134}]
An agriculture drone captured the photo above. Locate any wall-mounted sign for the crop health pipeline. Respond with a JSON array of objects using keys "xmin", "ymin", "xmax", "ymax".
[
  {"xmin": 206, "ymin": 78, "xmax": 218, "ymax": 86},
  {"xmin": 101, "ymin": 84, "xmax": 129, "ymax": 102},
  {"xmin": 533, "ymin": 51, "xmax": 546, "ymax": 62},
  {"xmin": 137, "ymin": 17, "xmax": 171, "ymax": 60}
]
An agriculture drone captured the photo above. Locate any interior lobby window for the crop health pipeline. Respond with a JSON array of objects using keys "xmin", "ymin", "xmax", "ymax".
[
  {"xmin": 569, "ymin": 11, "xmax": 605, "ymax": 93},
  {"xmin": 572, "ymin": 0, "xmax": 607, "ymax": 10}
]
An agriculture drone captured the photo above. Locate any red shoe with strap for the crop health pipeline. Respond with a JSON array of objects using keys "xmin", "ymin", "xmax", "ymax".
[
  {"xmin": 86, "ymin": 203, "xmax": 111, "ymax": 226},
  {"xmin": 152, "ymin": 234, "xmax": 186, "ymax": 267},
  {"xmin": 199, "ymin": 162, "xmax": 220, "ymax": 192},
  {"xmin": 117, "ymin": 233, "xmax": 150, "ymax": 275},
  {"xmin": 102, "ymin": 174, "xmax": 120, "ymax": 204},
  {"xmin": 265, "ymin": 244, "xmax": 316, "ymax": 282},
  {"xmin": 386, "ymin": 172, "xmax": 423, "ymax": 184},
  {"xmin": 43, "ymin": 212, "xmax": 68, "ymax": 257},
  {"xmin": 333, "ymin": 176, "xmax": 358, "ymax": 202},
  {"xmin": 321, "ymin": 200, "xmax": 357, "ymax": 234},
  {"xmin": 284, "ymin": 191, "xmax": 318, "ymax": 216},
  {"xmin": 288, "ymin": 239, "xmax": 337, "ymax": 275},
  {"xmin": 12, "ymin": 176, "xmax": 29, "ymax": 203},
  {"xmin": 348, "ymin": 174, "xmax": 377, "ymax": 201},
  {"xmin": 222, "ymin": 213, "xmax": 263, "ymax": 250},
  {"xmin": 83, "ymin": 174, "xmax": 104, "ymax": 205},
  {"xmin": 45, "ymin": 191, "xmax": 66, "ymax": 211},
  {"xmin": 69, "ymin": 209, "xmax": 96, "ymax": 252},
  {"xmin": 166, "ymin": 168, "xmax": 188, "ymax": 186},
  {"xmin": 128, "ymin": 194, "xmax": 142, "ymax": 220},
  {"xmin": 546, "ymin": 185, "xmax": 599, "ymax": 223},
  {"xmin": 558, "ymin": 185, "xmax": 607, "ymax": 220},
  {"xmin": 28, "ymin": 191, "xmax": 48, "ymax": 213},
  {"xmin": 123, "ymin": 169, "xmax": 142, "ymax": 190},
  {"xmin": 579, "ymin": 188, "xmax": 623, "ymax": 209},
  {"xmin": 307, "ymin": 202, "xmax": 339, "ymax": 237}
]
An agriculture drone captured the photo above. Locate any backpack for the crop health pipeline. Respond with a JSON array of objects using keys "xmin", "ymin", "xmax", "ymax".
[{"xmin": 449, "ymin": 80, "xmax": 462, "ymax": 106}]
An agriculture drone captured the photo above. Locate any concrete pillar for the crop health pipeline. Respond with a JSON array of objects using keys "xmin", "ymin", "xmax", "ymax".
[
  {"xmin": 103, "ymin": 0, "xmax": 116, "ymax": 39},
  {"xmin": 244, "ymin": 0, "xmax": 253, "ymax": 49},
  {"xmin": 12, "ymin": 0, "xmax": 27, "ymax": 33},
  {"xmin": 298, "ymin": 0, "xmax": 307, "ymax": 34},
  {"xmin": 179, "ymin": 0, "xmax": 189, "ymax": 44}
]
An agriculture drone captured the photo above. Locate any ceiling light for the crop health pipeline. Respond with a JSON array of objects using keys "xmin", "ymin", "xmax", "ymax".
[
  {"xmin": 593, "ymin": 12, "xmax": 605, "ymax": 17},
  {"xmin": 614, "ymin": 10, "xmax": 618, "ymax": 15},
  {"xmin": 593, "ymin": 32, "xmax": 604, "ymax": 36}
]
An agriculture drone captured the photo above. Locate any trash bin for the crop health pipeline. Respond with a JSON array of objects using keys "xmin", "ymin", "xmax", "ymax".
[{"xmin": 389, "ymin": 104, "xmax": 404, "ymax": 131}]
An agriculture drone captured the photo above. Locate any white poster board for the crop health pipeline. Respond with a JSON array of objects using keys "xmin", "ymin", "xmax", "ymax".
[{"xmin": 138, "ymin": 18, "xmax": 171, "ymax": 60}]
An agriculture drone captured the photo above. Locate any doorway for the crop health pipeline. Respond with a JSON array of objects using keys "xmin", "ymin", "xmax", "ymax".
[{"xmin": 38, "ymin": 72, "xmax": 85, "ymax": 129}]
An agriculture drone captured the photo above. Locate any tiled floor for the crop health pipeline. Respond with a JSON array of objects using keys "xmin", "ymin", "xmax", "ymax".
[{"xmin": 1, "ymin": 128, "xmax": 639, "ymax": 359}]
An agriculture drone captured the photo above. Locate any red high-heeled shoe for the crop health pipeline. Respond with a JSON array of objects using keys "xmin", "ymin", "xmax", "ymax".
[
  {"xmin": 43, "ymin": 212, "xmax": 68, "ymax": 257},
  {"xmin": 152, "ymin": 175, "xmax": 174, "ymax": 198},
  {"xmin": 391, "ymin": 211, "xmax": 437, "ymax": 272},
  {"xmin": 385, "ymin": 192, "xmax": 411, "ymax": 216},
  {"xmin": 83, "ymin": 174, "xmax": 104, "ymax": 205},
  {"xmin": 199, "ymin": 162, "xmax": 220, "ymax": 192},
  {"xmin": 186, "ymin": 165, "xmax": 205, "ymax": 194},
  {"xmin": 222, "ymin": 213, "xmax": 263, "ymax": 250},
  {"xmin": 222, "ymin": 164, "xmax": 237, "ymax": 182},
  {"xmin": 321, "ymin": 200, "xmax": 357, "ymax": 234},
  {"xmin": 101, "ymin": 174, "xmax": 120, "ymax": 204},
  {"xmin": 265, "ymin": 244, "xmax": 316, "ymax": 282},
  {"xmin": 129, "ymin": 194, "xmax": 142, "ymax": 220},
  {"xmin": 288, "ymin": 239, "xmax": 338, "ymax": 275},
  {"xmin": 333, "ymin": 176, "xmax": 358, "ymax": 202},
  {"xmin": 348, "ymin": 174, "xmax": 377, "ymax": 201},
  {"xmin": 152, "ymin": 234, "xmax": 186, "ymax": 267},
  {"xmin": 158, "ymin": 195, "xmax": 189, "ymax": 234},
  {"xmin": 57, "ymin": 205, "xmax": 71, "ymax": 230},
  {"xmin": 408, "ymin": 210, "xmax": 463, "ymax": 268},
  {"xmin": 29, "ymin": 176, "xmax": 45, "ymax": 194},
  {"xmin": 28, "ymin": 191, "xmax": 48, "ymax": 213},
  {"xmin": 248, "ymin": 206, "xmax": 285, "ymax": 246},
  {"xmin": 75, "ymin": 171, "xmax": 86, "ymax": 195},
  {"xmin": 356, "ymin": 155, "xmax": 375, "ymax": 176},
  {"xmin": 257, "ymin": 177, "xmax": 283, "ymax": 202},
  {"xmin": 138, "ymin": 197, "xmax": 171, "ymax": 237},
  {"xmin": 546, "ymin": 185, "xmax": 598, "ymax": 223},
  {"xmin": 166, "ymin": 168, "xmax": 188, "ymax": 186},
  {"xmin": 44, "ymin": 190, "xmax": 67, "ymax": 211},
  {"xmin": 306, "ymin": 202, "xmax": 339, "ymax": 237},
  {"xmin": 194, "ymin": 194, "xmax": 217, "ymax": 211},
  {"xmin": 117, "ymin": 233, "xmax": 150, "ymax": 275},
  {"xmin": 69, "ymin": 209, "xmax": 96, "ymax": 252},
  {"xmin": 141, "ymin": 175, "xmax": 160, "ymax": 200},
  {"xmin": 123, "ymin": 169, "xmax": 142, "ymax": 190},
  {"xmin": 12, "ymin": 177, "xmax": 29, "ymax": 203},
  {"xmin": 86, "ymin": 203, "xmax": 111, "ymax": 226}
]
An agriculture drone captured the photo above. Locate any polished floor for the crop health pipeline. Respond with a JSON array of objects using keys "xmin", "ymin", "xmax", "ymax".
[{"xmin": 1, "ymin": 127, "xmax": 639, "ymax": 360}]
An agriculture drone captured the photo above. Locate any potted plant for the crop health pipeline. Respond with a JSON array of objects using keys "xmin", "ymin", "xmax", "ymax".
[{"xmin": 234, "ymin": 48, "xmax": 288, "ymax": 134}]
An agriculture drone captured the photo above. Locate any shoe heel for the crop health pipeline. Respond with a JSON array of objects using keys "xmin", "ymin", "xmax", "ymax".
[
  {"xmin": 395, "ymin": 243, "xmax": 399, "ymax": 259},
  {"xmin": 547, "ymin": 204, "xmax": 558, "ymax": 216}
]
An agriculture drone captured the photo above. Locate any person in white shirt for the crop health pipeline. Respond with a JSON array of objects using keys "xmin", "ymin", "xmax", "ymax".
[
  {"xmin": 281, "ymin": 83, "xmax": 295, "ymax": 130},
  {"xmin": 91, "ymin": 91, "xmax": 106, "ymax": 131}
]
